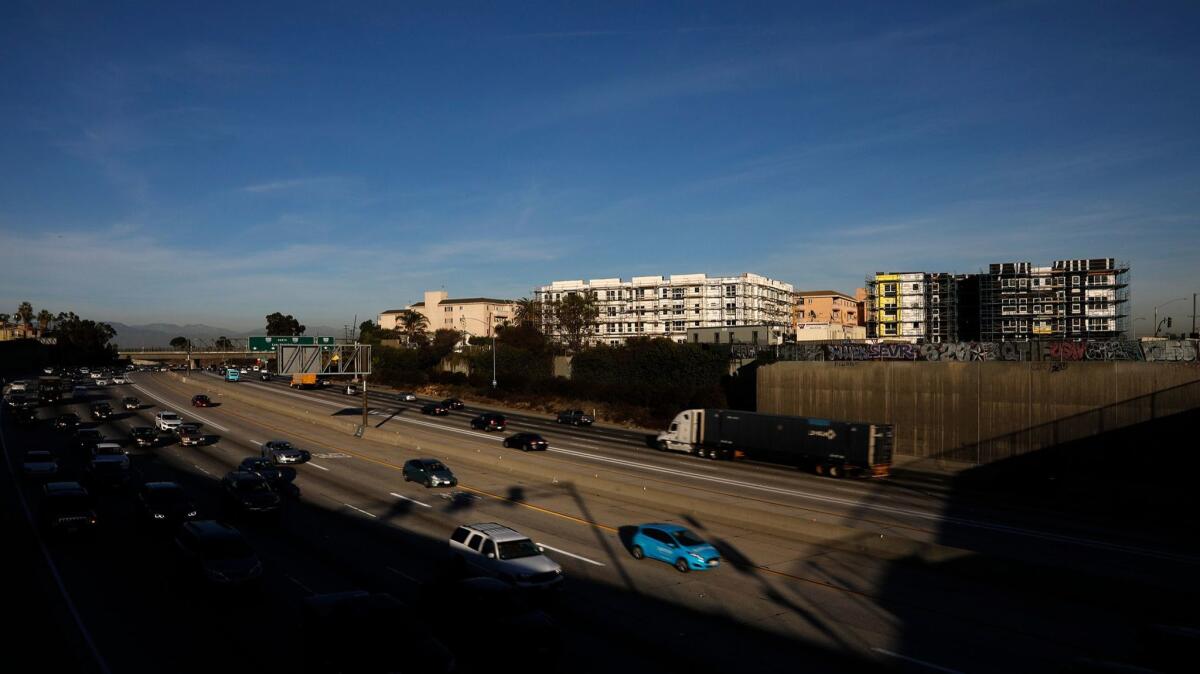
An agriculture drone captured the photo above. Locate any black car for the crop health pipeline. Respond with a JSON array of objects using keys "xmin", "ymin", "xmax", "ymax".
[
  {"xmin": 259, "ymin": 372, "xmax": 272, "ymax": 381},
  {"xmin": 402, "ymin": 458, "xmax": 457, "ymax": 488},
  {"xmin": 174, "ymin": 521, "xmax": 263, "ymax": 587},
  {"xmin": 86, "ymin": 454, "xmax": 132, "ymax": 490},
  {"xmin": 13, "ymin": 407, "xmax": 37, "ymax": 426},
  {"xmin": 122, "ymin": 396, "xmax": 140, "ymax": 410},
  {"xmin": 90, "ymin": 402, "xmax": 112, "ymax": 420},
  {"xmin": 556, "ymin": 409, "xmax": 594, "ymax": 426},
  {"xmin": 54, "ymin": 413, "xmax": 80, "ymax": 431},
  {"xmin": 75, "ymin": 428, "xmax": 103, "ymax": 453},
  {"xmin": 502, "ymin": 433, "xmax": 548, "ymax": 451},
  {"xmin": 421, "ymin": 403, "xmax": 448, "ymax": 416},
  {"xmin": 221, "ymin": 471, "xmax": 281, "ymax": 515},
  {"xmin": 441, "ymin": 398, "xmax": 464, "ymax": 410},
  {"xmin": 130, "ymin": 426, "xmax": 157, "ymax": 448},
  {"xmin": 420, "ymin": 577, "xmax": 561, "ymax": 667},
  {"xmin": 41, "ymin": 482, "xmax": 97, "ymax": 534},
  {"xmin": 470, "ymin": 413, "xmax": 507, "ymax": 432},
  {"xmin": 238, "ymin": 457, "xmax": 283, "ymax": 484},
  {"xmin": 176, "ymin": 421, "xmax": 202, "ymax": 437},
  {"xmin": 301, "ymin": 592, "xmax": 454, "ymax": 674},
  {"xmin": 136, "ymin": 481, "xmax": 198, "ymax": 527}
]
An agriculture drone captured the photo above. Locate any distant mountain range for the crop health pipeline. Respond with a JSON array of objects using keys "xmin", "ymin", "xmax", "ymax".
[{"xmin": 107, "ymin": 322, "xmax": 346, "ymax": 349}]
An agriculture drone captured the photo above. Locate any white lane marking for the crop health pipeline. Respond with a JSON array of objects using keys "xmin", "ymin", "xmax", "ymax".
[
  {"xmin": 307, "ymin": 462, "xmax": 330, "ymax": 472},
  {"xmin": 386, "ymin": 566, "xmax": 418, "ymax": 583},
  {"xmin": 286, "ymin": 574, "xmax": 314, "ymax": 595},
  {"xmin": 345, "ymin": 503, "xmax": 377, "ymax": 518},
  {"xmin": 537, "ymin": 543, "xmax": 605, "ymax": 567},
  {"xmin": 389, "ymin": 492, "xmax": 432, "ymax": 508},
  {"xmin": 873, "ymin": 648, "xmax": 964, "ymax": 674},
  {"xmin": 128, "ymin": 379, "xmax": 230, "ymax": 432},
  {"xmin": 193, "ymin": 464, "xmax": 212, "ymax": 476},
  {"xmin": 0, "ymin": 409, "xmax": 113, "ymax": 674},
  {"xmin": 238, "ymin": 370, "xmax": 1199, "ymax": 564}
]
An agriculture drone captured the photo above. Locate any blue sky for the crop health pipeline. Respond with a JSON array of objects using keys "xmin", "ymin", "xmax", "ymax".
[{"xmin": 1, "ymin": 1, "xmax": 1198, "ymax": 333}]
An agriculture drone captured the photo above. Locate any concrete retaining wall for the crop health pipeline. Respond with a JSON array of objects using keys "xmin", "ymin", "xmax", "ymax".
[{"xmin": 758, "ymin": 361, "xmax": 1200, "ymax": 465}]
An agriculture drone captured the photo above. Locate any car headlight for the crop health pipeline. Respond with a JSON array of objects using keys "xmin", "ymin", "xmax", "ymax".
[
  {"xmin": 186, "ymin": 511, "xmax": 197, "ymax": 518},
  {"xmin": 153, "ymin": 513, "xmax": 166, "ymax": 520}
]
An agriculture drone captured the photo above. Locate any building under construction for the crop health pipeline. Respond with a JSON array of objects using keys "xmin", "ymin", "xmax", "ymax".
[
  {"xmin": 978, "ymin": 258, "xmax": 1130, "ymax": 341},
  {"xmin": 865, "ymin": 272, "xmax": 960, "ymax": 343}
]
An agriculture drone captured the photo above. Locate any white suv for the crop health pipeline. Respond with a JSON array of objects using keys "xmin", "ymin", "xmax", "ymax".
[
  {"xmin": 155, "ymin": 411, "xmax": 183, "ymax": 432},
  {"xmin": 448, "ymin": 523, "xmax": 564, "ymax": 590}
]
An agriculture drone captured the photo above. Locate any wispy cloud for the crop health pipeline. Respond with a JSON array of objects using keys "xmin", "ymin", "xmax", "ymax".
[{"xmin": 239, "ymin": 176, "xmax": 347, "ymax": 194}]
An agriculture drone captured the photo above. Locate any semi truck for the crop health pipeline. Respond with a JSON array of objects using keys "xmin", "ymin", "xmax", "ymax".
[
  {"xmin": 655, "ymin": 409, "xmax": 893, "ymax": 478},
  {"xmin": 290, "ymin": 373, "xmax": 317, "ymax": 389}
]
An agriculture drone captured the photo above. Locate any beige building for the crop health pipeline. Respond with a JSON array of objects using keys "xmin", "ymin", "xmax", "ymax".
[
  {"xmin": 379, "ymin": 290, "xmax": 516, "ymax": 339},
  {"xmin": 795, "ymin": 323, "xmax": 867, "ymax": 341},
  {"xmin": 793, "ymin": 290, "xmax": 864, "ymax": 330}
]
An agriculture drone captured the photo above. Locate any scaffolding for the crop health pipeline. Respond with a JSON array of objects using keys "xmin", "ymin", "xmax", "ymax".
[
  {"xmin": 865, "ymin": 271, "xmax": 961, "ymax": 343},
  {"xmin": 979, "ymin": 258, "xmax": 1130, "ymax": 342}
]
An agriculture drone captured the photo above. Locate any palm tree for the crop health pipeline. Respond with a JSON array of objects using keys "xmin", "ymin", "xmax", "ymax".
[
  {"xmin": 513, "ymin": 297, "xmax": 543, "ymax": 328},
  {"xmin": 36, "ymin": 309, "xmax": 53, "ymax": 335},
  {"xmin": 15, "ymin": 301, "xmax": 33, "ymax": 327},
  {"xmin": 398, "ymin": 310, "xmax": 429, "ymax": 343}
]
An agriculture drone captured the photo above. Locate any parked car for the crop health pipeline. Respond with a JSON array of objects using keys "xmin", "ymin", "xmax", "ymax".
[
  {"xmin": 22, "ymin": 451, "xmax": 58, "ymax": 479},
  {"xmin": 556, "ymin": 409, "xmax": 594, "ymax": 426},
  {"xmin": 136, "ymin": 481, "xmax": 198, "ymax": 527},
  {"xmin": 261, "ymin": 439, "xmax": 310, "ymax": 465},
  {"xmin": 191, "ymin": 394, "xmax": 212, "ymax": 407},
  {"xmin": 402, "ymin": 458, "xmax": 457, "ymax": 488},
  {"xmin": 470, "ymin": 413, "xmax": 507, "ymax": 432},
  {"xmin": 628, "ymin": 523, "xmax": 721, "ymax": 573},
  {"xmin": 397, "ymin": 392, "xmax": 417, "ymax": 402},
  {"xmin": 441, "ymin": 398, "xmax": 464, "ymax": 410},
  {"xmin": 221, "ymin": 471, "xmax": 282, "ymax": 515},
  {"xmin": 421, "ymin": 403, "xmax": 448, "ymax": 416},
  {"xmin": 90, "ymin": 402, "xmax": 112, "ymax": 420},
  {"xmin": 448, "ymin": 522, "xmax": 564, "ymax": 590},
  {"xmin": 122, "ymin": 396, "xmax": 140, "ymax": 410},
  {"xmin": 301, "ymin": 592, "xmax": 455, "ymax": 674},
  {"xmin": 173, "ymin": 521, "xmax": 262, "ymax": 586},
  {"xmin": 502, "ymin": 433, "xmax": 548, "ymax": 451},
  {"xmin": 41, "ymin": 482, "xmax": 97, "ymax": 534},
  {"xmin": 129, "ymin": 426, "xmax": 157, "ymax": 448},
  {"xmin": 154, "ymin": 411, "xmax": 183, "ymax": 432}
]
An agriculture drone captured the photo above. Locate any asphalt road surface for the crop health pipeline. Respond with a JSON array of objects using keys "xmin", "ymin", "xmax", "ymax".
[{"xmin": 2, "ymin": 372, "xmax": 1194, "ymax": 673}]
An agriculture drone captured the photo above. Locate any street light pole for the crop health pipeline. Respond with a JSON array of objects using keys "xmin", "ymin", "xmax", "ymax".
[{"xmin": 460, "ymin": 316, "xmax": 497, "ymax": 388}]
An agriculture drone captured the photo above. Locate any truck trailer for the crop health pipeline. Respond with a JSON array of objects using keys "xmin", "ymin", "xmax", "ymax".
[{"xmin": 655, "ymin": 409, "xmax": 893, "ymax": 478}]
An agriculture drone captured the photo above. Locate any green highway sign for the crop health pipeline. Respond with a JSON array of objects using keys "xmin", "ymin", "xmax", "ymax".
[{"xmin": 248, "ymin": 336, "xmax": 335, "ymax": 352}]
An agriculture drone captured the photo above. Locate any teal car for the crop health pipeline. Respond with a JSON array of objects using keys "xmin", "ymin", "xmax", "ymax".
[{"xmin": 629, "ymin": 523, "xmax": 721, "ymax": 573}]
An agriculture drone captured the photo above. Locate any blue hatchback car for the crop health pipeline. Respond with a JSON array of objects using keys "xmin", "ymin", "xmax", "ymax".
[{"xmin": 629, "ymin": 523, "xmax": 721, "ymax": 573}]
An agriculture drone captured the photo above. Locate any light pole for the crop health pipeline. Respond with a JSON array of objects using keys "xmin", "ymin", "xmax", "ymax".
[
  {"xmin": 460, "ymin": 316, "xmax": 497, "ymax": 388},
  {"xmin": 1153, "ymin": 297, "xmax": 1187, "ymax": 337}
]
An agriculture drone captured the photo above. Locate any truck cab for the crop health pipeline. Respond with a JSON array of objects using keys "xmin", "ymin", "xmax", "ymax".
[{"xmin": 656, "ymin": 410, "xmax": 700, "ymax": 454}]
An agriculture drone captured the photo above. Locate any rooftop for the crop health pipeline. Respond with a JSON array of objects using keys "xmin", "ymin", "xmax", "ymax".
[{"xmin": 408, "ymin": 297, "xmax": 514, "ymax": 307}]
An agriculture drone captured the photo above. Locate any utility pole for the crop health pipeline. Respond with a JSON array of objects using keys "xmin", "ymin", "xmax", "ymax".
[{"xmin": 1192, "ymin": 293, "xmax": 1196, "ymax": 338}]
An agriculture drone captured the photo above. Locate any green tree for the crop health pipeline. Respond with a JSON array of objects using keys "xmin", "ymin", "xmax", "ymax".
[
  {"xmin": 265, "ymin": 312, "xmax": 305, "ymax": 336},
  {"xmin": 398, "ymin": 310, "xmax": 429, "ymax": 344},
  {"xmin": 495, "ymin": 323, "xmax": 549, "ymax": 354},
  {"xmin": 0, "ymin": 313, "xmax": 9, "ymax": 326},
  {"xmin": 169, "ymin": 336, "xmax": 190, "ymax": 349},
  {"xmin": 513, "ymin": 297, "xmax": 543, "ymax": 328},
  {"xmin": 214, "ymin": 336, "xmax": 234, "ymax": 350},
  {"xmin": 36, "ymin": 309, "xmax": 53, "ymax": 334},
  {"xmin": 550, "ymin": 293, "xmax": 599, "ymax": 353},
  {"xmin": 16, "ymin": 301, "xmax": 34, "ymax": 326},
  {"xmin": 50, "ymin": 313, "xmax": 118, "ymax": 365}
]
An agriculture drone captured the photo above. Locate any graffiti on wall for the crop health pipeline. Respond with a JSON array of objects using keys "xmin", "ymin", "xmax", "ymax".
[{"xmin": 774, "ymin": 339, "xmax": 1196, "ymax": 362}]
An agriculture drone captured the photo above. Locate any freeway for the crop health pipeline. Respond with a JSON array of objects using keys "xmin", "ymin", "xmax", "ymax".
[{"xmin": 2, "ymin": 373, "xmax": 1192, "ymax": 673}]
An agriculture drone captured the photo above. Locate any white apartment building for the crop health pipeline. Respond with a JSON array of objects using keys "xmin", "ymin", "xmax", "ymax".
[{"xmin": 534, "ymin": 273, "xmax": 795, "ymax": 346}]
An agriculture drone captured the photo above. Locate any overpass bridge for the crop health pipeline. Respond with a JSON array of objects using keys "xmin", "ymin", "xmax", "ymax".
[{"xmin": 117, "ymin": 347, "xmax": 271, "ymax": 368}]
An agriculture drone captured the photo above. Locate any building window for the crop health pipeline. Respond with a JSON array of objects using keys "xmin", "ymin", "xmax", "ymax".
[{"xmin": 713, "ymin": 332, "xmax": 720, "ymax": 343}]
